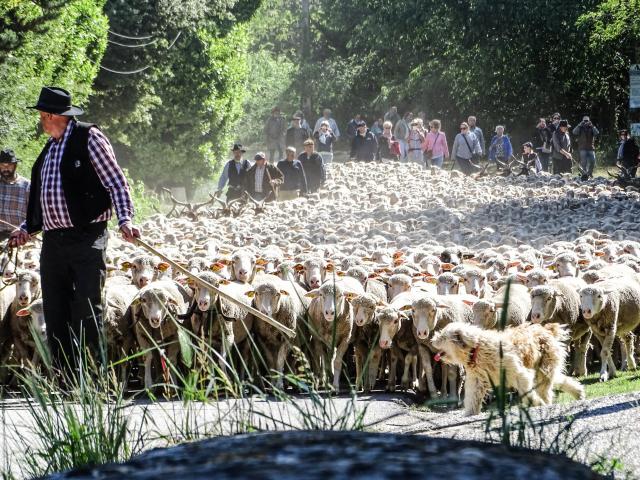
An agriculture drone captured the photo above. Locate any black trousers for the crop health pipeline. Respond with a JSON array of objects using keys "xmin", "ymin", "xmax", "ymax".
[
  {"xmin": 552, "ymin": 156, "xmax": 572, "ymax": 174},
  {"xmin": 40, "ymin": 222, "xmax": 108, "ymax": 369},
  {"xmin": 226, "ymin": 186, "xmax": 244, "ymax": 201}
]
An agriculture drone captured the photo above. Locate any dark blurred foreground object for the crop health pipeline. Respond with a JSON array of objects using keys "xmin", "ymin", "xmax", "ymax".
[{"xmin": 43, "ymin": 431, "xmax": 601, "ymax": 480}]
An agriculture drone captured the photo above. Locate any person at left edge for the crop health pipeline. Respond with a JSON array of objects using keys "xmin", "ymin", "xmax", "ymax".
[
  {"xmin": 0, "ymin": 148, "xmax": 30, "ymax": 242},
  {"xmin": 9, "ymin": 86, "xmax": 139, "ymax": 370}
]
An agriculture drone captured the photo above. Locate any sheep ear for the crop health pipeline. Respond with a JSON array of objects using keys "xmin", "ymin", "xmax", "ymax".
[
  {"xmin": 245, "ymin": 290, "xmax": 255, "ymax": 298},
  {"xmin": 462, "ymin": 298, "xmax": 478, "ymax": 306},
  {"xmin": 516, "ymin": 274, "xmax": 528, "ymax": 283},
  {"xmin": 218, "ymin": 279, "xmax": 230, "ymax": 285},
  {"xmin": 553, "ymin": 291, "xmax": 566, "ymax": 299},
  {"xmin": 436, "ymin": 303, "xmax": 450, "ymax": 309},
  {"xmin": 507, "ymin": 260, "xmax": 520, "ymax": 268},
  {"xmin": 440, "ymin": 263, "xmax": 453, "ymax": 272},
  {"xmin": 399, "ymin": 305, "xmax": 412, "ymax": 311},
  {"xmin": 337, "ymin": 271, "xmax": 346, "ymax": 277},
  {"xmin": 305, "ymin": 289, "xmax": 320, "ymax": 298},
  {"xmin": 130, "ymin": 297, "xmax": 141, "ymax": 307},
  {"xmin": 157, "ymin": 262, "xmax": 170, "ymax": 272},
  {"xmin": 293, "ymin": 263, "xmax": 305, "ymax": 272},
  {"xmin": 594, "ymin": 251, "xmax": 605, "ymax": 257},
  {"xmin": 425, "ymin": 277, "xmax": 438, "ymax": 284},
  {"xmin": 325, "ymin": 263, "xmax": 335, "ymax": 272},
  {"xmin": 344, "ymin": 292, "xmax": 359, "ymax": 301},
  {"xmin": 546, "ymin": 264, "xmax": 556, "ymax": 271},
  {"xmin": 376, "ymin": 300, "xmax": 387, "ymax": 307},
  {"xmin": 16, "ymin": 308, "xmax": 31, "ymax": 317},
  {"xmin": 492, "ymin": 302, "xmax": 501, "ymax": 310},
  {"xmin": 256, "ymin": 258, "xmax": 268, "ymax": 266},
  {"xmin": 121, "ymin": 261, "xmax": 132, "ymax": 271},
  {"xmin": 577, "ymin": 259, "xmax": 590, "ymax": 266}
]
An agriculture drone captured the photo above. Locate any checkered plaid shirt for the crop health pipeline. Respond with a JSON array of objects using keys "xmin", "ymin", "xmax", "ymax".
[
  {"xmin": 0, "ymin": 175, "xmax": 30, "ymax": 233},
  {"xmin": 254, "ymin": 165, "xmax": 266, "ymax": 193},
  {"xmin": 38, "ymin": 120, "xmax": 134, "ymax": 231}
]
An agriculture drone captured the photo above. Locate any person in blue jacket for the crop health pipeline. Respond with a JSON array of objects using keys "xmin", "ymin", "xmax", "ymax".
[{"xmin": 488, "ymin": 125, "xmax": 513, "ymax": 168}]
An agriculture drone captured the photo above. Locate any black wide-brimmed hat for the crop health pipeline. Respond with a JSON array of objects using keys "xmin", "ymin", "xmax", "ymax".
[
  {"xmin": 0, "ymin": 148, "xmax": 19, "ymax": 164},
  {"xmin": 232, "ymin": 143, "xmax": 246, "ymax": 153},
  {"xmin": 28, "ymin": 86, "xmax": 84, "ymax": 116}
]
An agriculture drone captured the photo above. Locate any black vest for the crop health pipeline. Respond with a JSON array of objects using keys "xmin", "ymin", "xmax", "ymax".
[
  {"xmin": 227, "ymin": 159, "xmax": 250, "ymax": 188},
  {"xmin": 26, "ymin": 121, "xmax": 112, "ymax": 233}
]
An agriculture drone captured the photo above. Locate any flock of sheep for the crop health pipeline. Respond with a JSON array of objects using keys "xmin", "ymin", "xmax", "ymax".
[{"xmin": 2, "ymin": 162, "xmax": 640, "ymax": 415}]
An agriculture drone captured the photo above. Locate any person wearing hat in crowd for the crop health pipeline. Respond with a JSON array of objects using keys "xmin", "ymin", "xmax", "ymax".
[
  {"xmin": 551, "ymin": 119, "xmax": 573, "ymax": 174},
  {"xmin": 314, "ymin": 120, "xmax": 336, "ymax": 165},
  {"xmin": 298, "ymin": 138, "xmax": 325, "ymax": 193},
  {"xmin": 573, "ymin": 115, "xmax": 599, "ymax": 179},
  {"xmin": 285, "ymin": 115, "xmax": 311, "ymax": 154},
  {"xmin": 9, "ymin": 86, "xmax": 138, "ymax": 369},
  {"xmin": 294, "ymin": 110, "xmax": 311, "ymax": 132},
  {"xmin": 0, "ymin": 148, "xmax": 30, "ymax": 241},
  {"xmin": 350, "ymin": 120, "xmax": 378, "ymax": 162},
  {"xmin": 277, "ymin": 147, "xmax": 308, "ymax": 201},
  {"xmin": 406, "ymin": 118, "xmax": 426, "ymax": 164},
  {"xmin": 264, "ymin": 106, "xmax": 287, "ymax": 163},
  {"xmin": 245, "ymin": 152, "xmax": 283, "ymax": 202},
  {"xmin": 617, "ymin": 129, "xmax": 640, "ymax": 177},
  {"xmin": 217, "ymin": 144, "xmax": 252, "ymax": 200}
]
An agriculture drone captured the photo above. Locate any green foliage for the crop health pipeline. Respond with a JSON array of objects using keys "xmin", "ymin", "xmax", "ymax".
[
  {"xmin": 0, "ymin": 0, "xmax": 108, "ymax": 170},
  {"xmin": 246, "ymin": 0, "xmax": 639, "ymax": 141},
  {"xmin": 88, "ymin": 0, "xmax": 260, "ymax": 192},
  {"xmin": 234, "ymin": 49, "xmax": 297, "ymax": 144},
  {"xmin": 123, "ymin": 168, "xmax": 160, "ymax": 221}
]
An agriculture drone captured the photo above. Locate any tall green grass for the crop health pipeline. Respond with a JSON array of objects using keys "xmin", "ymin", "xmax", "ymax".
[{"xmin": 0, "ymin": 286, "xmax": 367, "ymax": 478}]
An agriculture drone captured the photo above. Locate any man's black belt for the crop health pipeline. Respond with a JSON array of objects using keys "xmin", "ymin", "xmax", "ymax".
[{"xmin": 43, "ymin": 221, "xmax": 108, "ymax": 236}]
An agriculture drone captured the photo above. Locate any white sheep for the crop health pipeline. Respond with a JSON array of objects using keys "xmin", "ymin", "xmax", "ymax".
[{"xmin": 579, "ymin": 281, "xmax": 640, "ymax": 382}]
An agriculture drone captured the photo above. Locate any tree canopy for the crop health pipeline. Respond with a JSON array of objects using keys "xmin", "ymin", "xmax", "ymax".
[
  {"xmin": 0, "ymin": 0, "xmax": 107, "ymax": 163},
  {"xmin": 243, "ymin": 0, "xmax": 640, "ymax": 150}
]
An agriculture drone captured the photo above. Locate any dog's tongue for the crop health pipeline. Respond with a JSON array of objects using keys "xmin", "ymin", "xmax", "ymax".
[{"xmin": 434, "ymin": 352, "xmax": 445, "ymax": 362}]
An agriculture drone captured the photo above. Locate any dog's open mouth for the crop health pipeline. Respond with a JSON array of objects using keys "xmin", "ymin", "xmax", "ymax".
[{"xmin": 434, "ymin": 351, "xmax": 445, "ymax": 362}]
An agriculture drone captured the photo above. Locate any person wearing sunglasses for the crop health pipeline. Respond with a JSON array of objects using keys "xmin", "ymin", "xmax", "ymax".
[{"xmin": 451, "ymin": 122, "xmax": 482, "ymax": 175}]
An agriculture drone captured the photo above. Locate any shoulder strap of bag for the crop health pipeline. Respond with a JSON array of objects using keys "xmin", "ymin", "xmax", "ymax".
[{"xmin": 461, "ymin": 133, "xmax": 474, "ymax": 155}]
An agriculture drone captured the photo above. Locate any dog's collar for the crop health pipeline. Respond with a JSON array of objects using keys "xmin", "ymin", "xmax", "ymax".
[{"xmin": 467, "ymin": 344, "xmax": 480, "ymax": 367}]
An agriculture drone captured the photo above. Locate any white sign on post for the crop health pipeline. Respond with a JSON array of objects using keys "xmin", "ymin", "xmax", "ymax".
[
  {"xmin": 631, "ymin": 64, "xmax": 640, "ymax": 109},
  {"xmin": 631, "ymin": 123, "xmax": 640, "ymax": 137}
]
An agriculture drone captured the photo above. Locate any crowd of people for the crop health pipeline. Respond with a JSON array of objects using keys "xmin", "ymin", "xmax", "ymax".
[{"xmin": 237, "ymin": 106, "xmax": 640, "ymax": 200}]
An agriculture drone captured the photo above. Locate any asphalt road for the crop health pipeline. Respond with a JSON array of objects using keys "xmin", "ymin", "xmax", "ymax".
[{"xmin": 1, "ymin": 391, "xmax": 638, "ymax": 478}]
